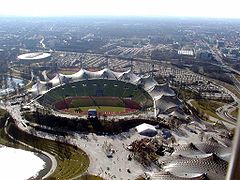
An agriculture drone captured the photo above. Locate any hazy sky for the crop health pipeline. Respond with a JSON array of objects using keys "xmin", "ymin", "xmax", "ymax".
[{"xmin": 0, "ymin": 0, "xmax": 239, "ymax": 19}]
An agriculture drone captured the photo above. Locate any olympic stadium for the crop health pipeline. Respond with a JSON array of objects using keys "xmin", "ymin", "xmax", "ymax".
[
  {"xmin": 10, "ymin": 68, "xmax": 234, "ymax": 180},
  {"xmin": 29, "ymin": 68, "xmax": 185, "ymax": 118}
]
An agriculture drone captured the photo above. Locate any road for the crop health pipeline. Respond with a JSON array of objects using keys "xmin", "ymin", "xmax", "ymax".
[
  {"xmin": 208, "ymin": 44, "xmax": 240, "ymax": 124},
  {"xmin": 216, "ymin": 102, "xmax": 237, "ymax": 125}
]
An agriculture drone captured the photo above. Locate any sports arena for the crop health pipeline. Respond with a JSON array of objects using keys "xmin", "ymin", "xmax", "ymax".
[
  {"xmin": 29, "ymin": 68, "xmax": 184, "ymax": 117},
  {"xmin": 17, "ymin": 52, "xmax": 51, "ymax": 63}
]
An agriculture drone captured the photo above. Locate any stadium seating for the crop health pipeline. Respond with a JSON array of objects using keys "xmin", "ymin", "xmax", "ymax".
[{"xmin": 39, "ymin": 79, "xmax": 153, "ymax": 110}]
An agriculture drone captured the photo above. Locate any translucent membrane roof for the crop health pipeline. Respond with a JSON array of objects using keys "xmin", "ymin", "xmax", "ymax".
[{"xmin": 29, "ymin": 68, "xmax": 184, "ymax": 116}]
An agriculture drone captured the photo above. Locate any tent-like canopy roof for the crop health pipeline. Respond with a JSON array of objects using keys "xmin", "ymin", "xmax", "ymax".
[{"xmin": 29, "ymin": 68, "xmax": 184, "ymax": 117}]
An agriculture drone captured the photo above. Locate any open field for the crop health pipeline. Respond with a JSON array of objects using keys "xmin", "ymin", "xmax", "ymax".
[
  {"xmin": 0, "ymin": 108, "xmax": 7, "ymax": 117},
  {"xmin": 55, "ymin": 96, "xmax": 141, "ymax": 109},
  {"xmin": 231, "ymin": 108, "xmax": 239, "ymax": 119},
  {"xmin": 191, "ymin": 99, "xmax": 225, "ymax": 121},
  {"xmin": 69, "ymin": 96, "xmax": 125, "ymax": 109}
]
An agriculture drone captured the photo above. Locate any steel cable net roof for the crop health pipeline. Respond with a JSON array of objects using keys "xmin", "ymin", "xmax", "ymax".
[
  {"xmin": 195, "ymin": 142, "xmax": 231, "ymax": 157},
  {"xmin": 172, "ymin": 143, "xmax": 204, "ymax": 156},
  {"xmin": 30, "ymin": 81, "xmax": 48, "ymax": 94},
  {"xmin": 29, "ymin": 68, "xmax": 184, "ymax": 116},
  {"xmin": 162, "ymin": 153, "xmax": 228, "ymax": 180},
  {"xmin": 151, "ymin": 171, "xmax": 207, "ymax": 180},
  {"xmin": 140, "ymin": 76, "xmax": 158, "ymax": 91},
  {"xmin": 148, "ymin": 84, "xmax": 176, "ymax": 100},
  {"xmin": 155, "ymin": 95, "xmax": 182, "ymax": 114},
  {"xmin": 153, "ymin": 142, "xmax": 231, "ymax": 180},
  {"xmin": 169, "ymin": 108, "xmax": 188, "ymax": 119}
]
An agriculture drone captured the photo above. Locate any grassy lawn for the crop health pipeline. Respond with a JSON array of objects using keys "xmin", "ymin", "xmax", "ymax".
[
  {"xmin": 40, "ymin": 79, "xmax": 153, "ymax": 107},
  {"xmin": 6, "ymin": 123, "xmax": 90, "ymax": 180},
  {"xmin": 70, "ymin": 97, "xmax": 124, "ymax": 108},
  {"xmin": 77, "ymin": 174, "xmax": 104, "ymax": 180},
  {"xmin": 0, "ymin": 128, "xmax": 12, "ymax": 145},
  {"xmin": 191, "ymin": 99, "xmax": 225, "ymax": 121},
  {"xmin": 0, "ymin": 108, "xmax": 94, "ymax": 180},
  {"xmin": 0, "ymin": 108, "xmax": 7, "ymax": 117},
  {"xmin": 178, "ymin": 88, "xmax": 199, "ymax": 101},
  {"xmin": 0, "ymin": 121, "xmax": 100, "ymax": 180},
  {"xmin": 231, "ymin": 108, "xmax": 239, "ymax": 118},
  {"xmin": 0, "ymin": 109, "xmax": 9, "ymax": 145},
  {"xmin": 0, "ymin": 109, "xmax": 10, "ymax": 145}
]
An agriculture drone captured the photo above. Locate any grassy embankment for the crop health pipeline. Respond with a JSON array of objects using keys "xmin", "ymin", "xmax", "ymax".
[
  {"xmin": 0, "ymin": 108, "xmax": 102, "ymax": 180},
  {"xmin": 178, "ymin": 87, "xmax": 232, "ymax": 123},
  {"xmin": 6, "ymin": 122, "xmax": 89, "ymax": 180},
  {"xmin": 231, "ymin": 108, "xmax": 239, "ymax": 119},
  {"xmin": 190, "ymin": 100, "xmax": 225, "ymax": 121},
  {"xmin": 0, "ymin": 109, "xmax": 11, "ymax": 145}
]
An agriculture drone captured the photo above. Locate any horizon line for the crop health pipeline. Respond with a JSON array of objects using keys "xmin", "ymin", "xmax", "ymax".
[{"xmin": 1, "ymin": 15, "xmax": 240, "ymax": 21}]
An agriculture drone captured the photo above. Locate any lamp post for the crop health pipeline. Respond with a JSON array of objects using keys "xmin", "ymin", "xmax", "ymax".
[{"xmin": 153, "ymin": 98, "xmax": 157, "ymax": 118}]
